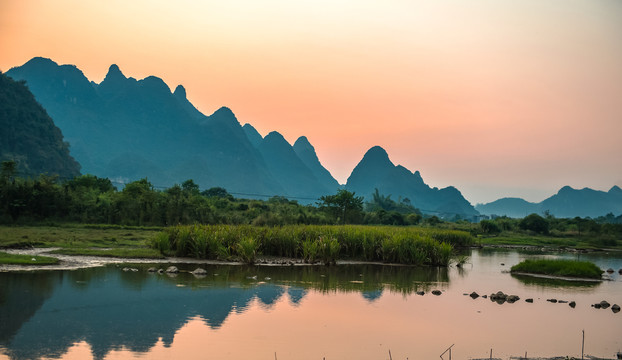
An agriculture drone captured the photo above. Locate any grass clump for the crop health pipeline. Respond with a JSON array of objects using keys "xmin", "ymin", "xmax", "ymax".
[
  {"xmin": 0, "ymin": 251, "xmax": 59, "ymax": 265},
  {"xmin": 510, "ymin": 259, "xmax": 603, "ymax": 279}
]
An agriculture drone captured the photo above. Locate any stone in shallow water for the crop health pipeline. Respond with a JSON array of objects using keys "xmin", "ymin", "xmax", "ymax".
[
  {"xmin": 569, "ymin": 301, "xmax": 576, "ymax": 308},
  {"xmin": 611, "ymin": 304, "xmax": 620, "ymax": 313},
  {"xmin": 600, "ymin": 300, "xmax": 610, "ymax": 309},
  {"xmin": 431, "ymin": 290, "xmax": 442, "ymax": 296},
  {"xmin": 525, "ymin": 298, "xmax": 534, "ymax": 303},
  {"xmin": 165, "ymin": 266, "xmax": 179, "ymax": 273},
  {"xmin": 469, "ymin": 292, "xmax": 479, "ymax": 299},
  {"xmin": 192, "ymin": 268, "xmax": 207, "ymax": 275}
]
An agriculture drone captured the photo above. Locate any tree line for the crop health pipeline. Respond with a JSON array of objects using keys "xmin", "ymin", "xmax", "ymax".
[{"xmin": 0, "ymin": 161, "xmax": 427, "ymax": 227}]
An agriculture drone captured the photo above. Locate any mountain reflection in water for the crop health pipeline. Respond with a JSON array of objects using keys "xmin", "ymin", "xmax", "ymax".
[{"xmin": 0, "ymin": 264, "xmax": 447, "ymax": 360}]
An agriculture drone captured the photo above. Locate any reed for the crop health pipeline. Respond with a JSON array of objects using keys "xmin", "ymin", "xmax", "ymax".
[{"xmin": 151, "ymin": 225, "xmax": 472, "ymax": 266}]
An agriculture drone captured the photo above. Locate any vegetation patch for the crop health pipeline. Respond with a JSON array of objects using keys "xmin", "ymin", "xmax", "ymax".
[
  {"xmin": 510, "ymin": 259, "xmax": 603, "ymax": 279},
  {"xmin": 150, "ymin": 224, "xmax": 471, "ymax": 266},
  {"xmin": 0, "ymin": 251, "xmax": 59, "ymax": 265}
]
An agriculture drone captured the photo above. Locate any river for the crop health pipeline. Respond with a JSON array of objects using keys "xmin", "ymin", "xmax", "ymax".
[{"xmin": 0, "ymin": 249, "xmax": 621, "ymax": 360}]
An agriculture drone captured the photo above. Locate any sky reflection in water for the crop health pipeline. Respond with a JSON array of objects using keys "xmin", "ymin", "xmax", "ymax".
[{"xmin": 0, "ymin": 250, "xmax": 621, "ymax": 360}]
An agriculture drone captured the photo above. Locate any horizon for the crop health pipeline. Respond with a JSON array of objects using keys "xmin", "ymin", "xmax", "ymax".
[{"xmin": 2, "ymin": 0, "xmax": 621, "ymax": 204}]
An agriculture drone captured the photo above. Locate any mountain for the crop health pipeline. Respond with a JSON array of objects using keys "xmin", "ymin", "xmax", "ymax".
[
  {"xmin": 293, "ymin": 136, "xmax": 340, "ymax": 190},
  {"xmin": 242, "ymin": 123, "xmax": 263, "ymax": 148},
  {"xmin": 476, "ymin": 186, "xmax": 622, "ymax": 218},
  {"xmin": 6, "ymin": 57, "xmax": 339, "ymax": 200},
  {"xmin": 0, "ymin": 71, "xmax": 80, "ymax": 178},
  {"xmin": 474, "ymin": 198, "xmax": 539, "ymax": 218},
  {"xmin": 257, "ymin": 132, "xmax": 331, "ymax": 199},
  {"xmin": 345, "ymin": 146, "xmax": 478, "ymax": 218}
]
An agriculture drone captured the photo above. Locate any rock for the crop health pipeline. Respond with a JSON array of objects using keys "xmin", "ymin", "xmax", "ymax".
[
  {"xmin": 122, "ymin": 267, "xmax": 130, "ymax": 272},
  {"xmin": 416, "ymin": 291, "xmax": 425, "ymax": 296},
  {"xmin": 506, "ymin": 295, "xmax": 520, "ymax": 303},
  {"xmin": 593, "ymin": 303, "xmax": 602, "ymax": 309},
  {"xmin": 611, "ymin": 304, "xmax": 620, "ymax": 313},
  {"xmin": 618, "ymin": 269, "xmax": 622, "ymax": 275},
  {"xmin": 606, "ymin": 268, "xmax": 614, "ymax": 273},
  {"xmin": 157, "ymin": 268, "xmax": 164, "ymax": 274},
  {"xmin": 500, "ymin": 263, "xmax": 505, "ymax": 266},
  {"xmin": 469, "ymin": 292, "xmax": 479, "ymax": 299},
  {"xmin": 431, "ymin": 290, "xmax": 442, "ymax": 296},
  {"xmin": 482, "ymin": 295, "xmax": 487, "ymax": 299},
  {"xmin": 165, "ymin": 266, "xmax": 179, "ymax": 274},
  {"xmin": 147, "ymin": 267, "xmax": 157, "ymax": 272},
  {"xmin": 490, "ymin": 291, "xmax": 507, "ymax": 304},
  {"xmin": 131, "ymin": 268, "xmax": 138, "ymax": 272},
  {"xmin": 558, "ymin": 300, "xmax": 568, "ymax": 304},
  {"xmin": 192, "ymin": 268, "xmax": 207, "ymax": 275},
  {"xmin": 600, "ymin": 300, "xmax": 610, "ymax": 309},
  {"xmin": 547, "ymin": 299, "xmax": 558, "ymax": 303},
  {"xmin": 525, "ymin": 298, "xmax": 534, "ymax": 303},
  {"xmin": 569, "ymin": 301, "xmax": 576, "ymax": 308}
]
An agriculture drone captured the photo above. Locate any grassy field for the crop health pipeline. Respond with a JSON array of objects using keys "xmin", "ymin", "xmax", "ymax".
[
  {"xmin": 510, "ymin": 259, "xmax": 603, "ymax": 279},
  {"xmin": 0, "ymin": 251, "xmax": 60, "ymax": 265},
  {"xmin": 0, "ymin": 224, "xmax": 161, "ymax": 262}
]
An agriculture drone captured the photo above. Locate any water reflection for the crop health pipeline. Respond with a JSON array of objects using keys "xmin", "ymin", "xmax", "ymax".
[
  {"xmin": 0, "ymin": 263, "xmax": 448, "ymax": 360},
  {"xmin": 511, "ymin": 273, "xmax": 601, "ymax": 289}
]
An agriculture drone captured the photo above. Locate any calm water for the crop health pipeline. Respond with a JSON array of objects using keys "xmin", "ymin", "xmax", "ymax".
[{"xmin": 0, "ymin": 249, "xmax": 621, "ymax": 360}]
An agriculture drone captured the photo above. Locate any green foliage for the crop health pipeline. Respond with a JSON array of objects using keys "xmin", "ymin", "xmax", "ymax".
[
  {"xmin": 479, "ymin": 219, "xmax": 501, "ymax": 235},
  {"xmin": 318, "ymin": 189, "xmax": 364, "ymax": 224},
  {"xmin": 302, "ymin": 238, "xmax": 319, "ymax": 263},
  {"xmin": 236, "ymin": 236, "xmax": 259, "ymax": 264},
  {"xmin": 519, "ymin": 213, "xmax": 549, "ymax": 234},
  {"xmin": 0, "ymin": 72, "xmax": 81, "ymax": 179},
  {"xmin": 510, "ymin": 259, "xmax": 603, "ymax": 279},
  {"xmin": 153, "ymin": 225, "xmax": 465, "ymax": 266}
]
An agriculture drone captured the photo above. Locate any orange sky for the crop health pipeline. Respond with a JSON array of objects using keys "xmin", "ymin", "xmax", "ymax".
[{"xmin": 1, "ymin": 0, "xmax": 621, "ymax": 203}]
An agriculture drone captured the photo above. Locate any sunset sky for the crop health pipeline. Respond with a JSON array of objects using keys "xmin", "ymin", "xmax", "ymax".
[{"xmin": 1, "ymin": 0, "xmax": 621, "ymax": 204}]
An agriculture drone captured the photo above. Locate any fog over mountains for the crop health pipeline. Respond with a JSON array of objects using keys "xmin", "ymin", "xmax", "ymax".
[{"xmin": 5, "ymin": 57, "xmax": 621, "ymax": 218}]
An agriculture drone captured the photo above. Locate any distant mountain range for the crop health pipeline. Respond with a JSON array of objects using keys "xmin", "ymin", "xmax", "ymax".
[
  {"xmin": 5, "ymin": 57, "xmax": 621, "ymax": 218},
  {"xmin": 476, "ymin": 186, "xmax": 622, "ymax": 218},
  {"xmin": 6, "ymin": 57, "xmax": 336, "ymax": 200}
]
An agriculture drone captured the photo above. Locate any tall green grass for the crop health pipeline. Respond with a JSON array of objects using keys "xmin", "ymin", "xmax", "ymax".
[
  {"xmin": 510, "ymin": 259, "xmax": 603, "ymax": 279},
  {"xmin": 149, "ymin": 225, "xmax": 472, "ymax": 266}
]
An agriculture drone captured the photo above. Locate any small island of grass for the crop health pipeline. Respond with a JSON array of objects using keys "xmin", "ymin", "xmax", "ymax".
[{"xmin": 510, "ymin": 259, "xmax": 603, "ymax": 279}]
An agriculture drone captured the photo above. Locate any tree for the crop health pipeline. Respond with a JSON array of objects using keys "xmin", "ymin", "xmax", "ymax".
[
  {"xmin": 318, "ymin": 189, "xmax": 364, "ymax": 224},
  {"xmin": 519, "ymin": 213, "xmax": 549, "ymax": 234}
]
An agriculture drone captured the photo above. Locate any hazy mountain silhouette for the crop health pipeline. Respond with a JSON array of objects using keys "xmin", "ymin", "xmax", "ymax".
[
  {"xmin": 6, "ymin": 57, "xmax": 338, "ymax": 200},
  {"xmin": 0, "ymin": 71, "xmax": 81, "ymax": 178},
  {"xmin": 242, "ymin": 123, "xmax": 263, "ymax": 148},
  {"xmin": 257, "ymin": 131, "xmax": 331, "ymax": 199},
  {"xmin": 345, "ymin": 146, "xmax": 478, "ymax": 217},
  {"xmin": 474, "ymin": 198, "xmax": 539, "ymax": 218},
  {"xmin": 293, "ymin": 136, "xmax": 340, "ymax": 191},
  {"xmin": 476, "ymin": 185, "xmax": 622, "ymax": 218}
]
